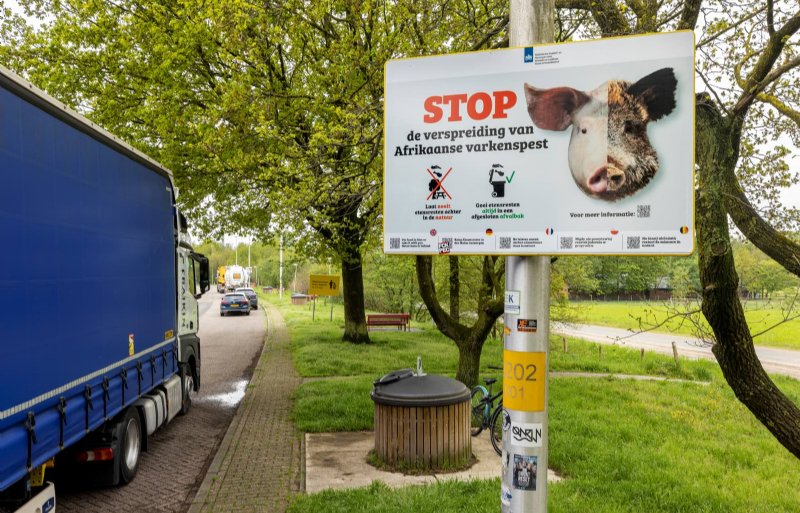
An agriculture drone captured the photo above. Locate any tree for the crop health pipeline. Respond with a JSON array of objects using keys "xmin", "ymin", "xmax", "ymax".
[
  {"xmin": 416, "ymin": 256, "xmax": 504, "ymax": 387},
  {"xmin": 1, "ymin": 0, "xmax": 508, "ymax": 343},
  {"xmin": 555, "ymin": 0, "xmax": 800, "ymax": 458}
]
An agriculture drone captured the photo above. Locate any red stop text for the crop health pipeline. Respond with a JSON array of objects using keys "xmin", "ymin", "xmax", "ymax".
[{"xmin": 423, "ymin": 91, "xmax": 517, "ymax": 123}]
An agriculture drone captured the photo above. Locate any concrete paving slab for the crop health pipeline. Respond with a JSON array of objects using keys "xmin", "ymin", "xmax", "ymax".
[{"xmin": 305, "ymin": 431, "xmax": 561, "ymax": 494}]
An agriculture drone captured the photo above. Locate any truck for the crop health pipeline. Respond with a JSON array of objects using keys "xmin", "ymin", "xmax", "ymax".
[
  {"xmin": 0, "ymin": 65, "xmax": 210, "ymax": 512},
  {"xmin": 216, "ymin": 266, "xmax": 227, "ymax": 293},
  {"xmin": 224, "ymin": 265, "xmax": 250, "ymax": 291}
]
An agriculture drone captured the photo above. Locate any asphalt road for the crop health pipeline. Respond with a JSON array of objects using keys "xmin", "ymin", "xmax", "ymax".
[
  {"xmin": 553, "ymin": 323, "xmax": 800, "ymax": 379},
  {"xmin": 52, "ymin": 290, "xmax": 266, "ymax": 513}
]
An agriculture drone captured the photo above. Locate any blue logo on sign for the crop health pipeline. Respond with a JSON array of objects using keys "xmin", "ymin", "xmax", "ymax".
[{"xmin": 524, "ymin": 47, "xmax": 534, "ymax": 63}]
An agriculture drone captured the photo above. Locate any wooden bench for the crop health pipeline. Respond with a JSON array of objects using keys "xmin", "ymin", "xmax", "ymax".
[{"xmin": 367, "ymin": 313, "xmax": 410, "ymax": 331}]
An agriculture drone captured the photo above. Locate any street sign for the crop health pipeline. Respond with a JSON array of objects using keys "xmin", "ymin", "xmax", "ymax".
[
  {"xmin": 308, "ymin": 274, "xmax": 341, "ymax": 296},
  {"xmin": 383, "ymin": 31, "xmax": 695, "ymax": 256}
]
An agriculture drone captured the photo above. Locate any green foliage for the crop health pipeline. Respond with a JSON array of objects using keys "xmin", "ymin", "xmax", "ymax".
[
  {"xmin": 363, "ymin": 253, "xmax": 418, "ymax": 315},
  {"xmin": 733, "ymin": 240, "xmax": 800, "ymax": 298}
]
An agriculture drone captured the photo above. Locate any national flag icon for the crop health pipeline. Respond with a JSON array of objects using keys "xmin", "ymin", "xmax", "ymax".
[
  {"xmin": 545, "ymin": 228, "xmax": 554, "ymax": 235},
  {"xmin": 486, "ymin": 228, "xmax": 494, "ymax": 236},
  {"xmin": 611, "ymin": 229, "xmax": 619, "ymax": 235},
  {"xmin": 430, "ymin": 229, "xmax": 437, "ymax": 236},
  {"xmin": 680, "ymin": 226, "xmax": 690, "ymax": 234}
]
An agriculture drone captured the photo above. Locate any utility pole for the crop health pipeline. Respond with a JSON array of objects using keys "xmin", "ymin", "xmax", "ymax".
[
  {"xmin": 279, "ymin": 233, "xmax": 284, "ymax": 301},
  {"xmin": 503, "ymin": 1, "xmax": 554, "ymax": 512}
]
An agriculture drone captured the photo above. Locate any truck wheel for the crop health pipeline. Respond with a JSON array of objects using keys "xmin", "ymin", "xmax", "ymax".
[
  {"xmin": 181, "ymin": 366, "xmax": 195, "ymax": 415},
  {"xmin": 119, "ymin": 408, "xmax": 142, "ymax": 484}
]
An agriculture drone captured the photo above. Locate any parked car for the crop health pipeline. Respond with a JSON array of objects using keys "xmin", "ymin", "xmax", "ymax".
[
  {"xmin": 220, "ymin": 293, "xmax": 250, "ymax": 316},
  {"xmin": 236, "ymin": 287, "xmax": 258, "ymax": 309}
]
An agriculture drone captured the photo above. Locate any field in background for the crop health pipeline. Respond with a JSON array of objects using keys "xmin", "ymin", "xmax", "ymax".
[{"xmin": 576, "ymin": 300, "xmax": 800, "ymax": 350}]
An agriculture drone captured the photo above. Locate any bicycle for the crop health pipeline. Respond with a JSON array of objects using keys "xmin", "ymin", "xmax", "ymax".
[{"xmin": 470, "ymin": 366, "xmax": 504, "ymax": 456}]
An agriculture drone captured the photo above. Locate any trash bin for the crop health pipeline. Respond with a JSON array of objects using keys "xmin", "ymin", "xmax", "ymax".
[
  {"xmin": 291, "ymin": 293, "xmax": 308, "ymax": 305},
  {"xmin": 371, "ymin": 369, "xmax": 471, "ymax": 470}
]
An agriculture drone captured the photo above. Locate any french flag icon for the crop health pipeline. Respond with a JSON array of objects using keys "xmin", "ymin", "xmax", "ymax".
[{"xmin": 545, "ymin": 228, "xmax": 554, "ymax": 235}]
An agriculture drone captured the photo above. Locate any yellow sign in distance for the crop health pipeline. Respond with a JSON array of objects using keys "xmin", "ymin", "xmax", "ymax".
[
  {"xmin": 309, "ymin": 274, "xmax": 341, "ymax": 296},
  {"xmin": 502, "ymin": 350, "xmax": 546, "ymax": 412}
]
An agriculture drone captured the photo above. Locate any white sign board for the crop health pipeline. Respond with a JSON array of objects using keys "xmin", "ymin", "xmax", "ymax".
[{"xmin": 383, "ymin": 31, "xmax": 694, "ymax": 255}]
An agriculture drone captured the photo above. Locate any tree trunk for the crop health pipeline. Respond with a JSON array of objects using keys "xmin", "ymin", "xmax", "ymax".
[
  {"xmin": 449, "ymin": 256, "xmax": 460, "ymax": 322},
  {"xmin": 455, "ymin": 340, "xmax": 481, "ymax": 388},
  {"xmin": 696, "ymin": 95, "xmax": 800, "ymax": 458},
  {"xmin": 341, "ymin": 249, "xmax": 370, "ymax": 344},
  {"xmin": 416, "ymin": 256, "xmax": 503, "ymax": 388}
]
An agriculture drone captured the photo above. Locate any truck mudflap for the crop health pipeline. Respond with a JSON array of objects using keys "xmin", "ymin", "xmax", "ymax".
[{"xmin": 11, "ymin": 482, "xmax": 55, "ymax": 513}]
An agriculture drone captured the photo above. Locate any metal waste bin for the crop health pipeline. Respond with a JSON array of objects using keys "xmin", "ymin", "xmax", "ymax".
[
  {"xmin": 371, "ymin": 369, "xmax": 471, "ymax": 470},
  {"xmin": 291, "ymin": 293, "xmax": 308, "ymax": 305}
]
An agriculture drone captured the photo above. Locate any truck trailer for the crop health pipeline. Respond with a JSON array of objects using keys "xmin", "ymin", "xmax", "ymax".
[
  {"xmin": 224, "ymin": 265, "xmax": 249, "ymax": 291},
  {"xmin": 0, "ymin": 65, "xmax": 210, "ymax": 512},
  {"xmin": 216, "ymin": 266, "xmax": 227, "ymax": 293}
]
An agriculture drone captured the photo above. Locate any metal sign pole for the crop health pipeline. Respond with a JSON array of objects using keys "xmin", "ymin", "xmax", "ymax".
[{"xmin": 503, "ymin": 1, "xmax": 554, "ymax": 512}]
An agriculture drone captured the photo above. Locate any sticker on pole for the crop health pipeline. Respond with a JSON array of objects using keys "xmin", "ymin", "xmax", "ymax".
[
  {"xmin": 503, "ymin": 350, "xmax": 546, "ymax": 412},
  {"xmin": 516, "ymin": 319, "xmax": 537, "ymax": 333},
  {"xmin": 504, "ymin": 290, "xmax": 521, "ymax": 314},
  {"xmin": 512, "ymin": 455, "xmax": 538, "ymax": 491},
  {"xmin": 510, "ymin": 421, "xmax": 543, "ymax": 448}
]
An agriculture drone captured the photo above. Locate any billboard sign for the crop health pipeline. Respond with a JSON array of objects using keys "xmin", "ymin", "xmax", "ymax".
[{"xmin": 383, "ymin": 31, "xmax": 694, "ymax": 255}]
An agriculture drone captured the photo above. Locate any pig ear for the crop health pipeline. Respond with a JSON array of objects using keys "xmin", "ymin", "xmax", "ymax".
[
  {"xmin": 524, "ymin": 84, "xmax": 590, "ymax": 131},
  {"xmin": 627, "ymin": 67, "xmax": 677, "ymax": 121}
]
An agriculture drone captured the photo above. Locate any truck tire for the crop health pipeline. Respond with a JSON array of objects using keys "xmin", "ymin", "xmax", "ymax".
[
  {"xmin": 181, "ymin": 365, "xmax": 196, "ymax": 415},
  {"xmin": 119, "ymin": 408, "xmax": 142, "ymax": 484}
]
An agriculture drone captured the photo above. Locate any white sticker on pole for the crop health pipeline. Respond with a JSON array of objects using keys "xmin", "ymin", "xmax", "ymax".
[
  {"xmin": 510, "ymin": 421, "xmax": 543, "ymax": 448},
  {"xmin": 504, "ymin": 290, "xmax": 521, "ymax": 314}
]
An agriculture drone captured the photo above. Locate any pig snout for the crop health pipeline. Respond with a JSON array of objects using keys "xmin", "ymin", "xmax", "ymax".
[{"xmin": 587, "ymin": 164, "xmax": 626, "ymax": 194}]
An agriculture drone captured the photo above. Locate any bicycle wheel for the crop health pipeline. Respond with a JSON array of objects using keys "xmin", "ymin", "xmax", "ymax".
[
  {"xmin": 489, "ymin": 405, "xmax": 504, "ymax": 456},
  {"xmin": 470, "ymin": 386, "xmax": 488, "ymax": 436}
]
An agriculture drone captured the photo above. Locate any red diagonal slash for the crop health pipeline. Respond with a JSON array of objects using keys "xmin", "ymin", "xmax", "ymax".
[{"xmin": 426, "ymin": 167, "xmax": 453, "ymax": 200}]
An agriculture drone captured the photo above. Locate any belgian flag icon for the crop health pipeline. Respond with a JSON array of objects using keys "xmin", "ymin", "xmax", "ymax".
[{"xmin": 680, "ymin": 226, "xmax": 690, "ymax": 234}]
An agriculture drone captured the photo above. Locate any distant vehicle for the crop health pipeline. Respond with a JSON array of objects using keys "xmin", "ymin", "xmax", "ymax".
[
  {"xmin": 220, "ymin": 293, "xmax": 250, "ymax": 316},
  {"xmin": 216, "ymin": 266, "xmax": 227, "ymax": 293},
  {"xmin": 224, "ymin": 265, "xmax": 250, "ymax": 291},
  {"xmin": 236, "ymin": 288, "xmax": 258, "ymax": 309}
]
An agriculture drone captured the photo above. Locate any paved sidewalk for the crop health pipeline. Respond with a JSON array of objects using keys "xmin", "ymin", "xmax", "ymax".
[{"xmin": 188, "ymin": 305, "xmax": 302, "ymax": 513}]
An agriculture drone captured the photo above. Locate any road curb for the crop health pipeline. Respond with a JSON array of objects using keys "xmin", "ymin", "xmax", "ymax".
[{"xmin": 186, "ymin": 305, "xmax": 271, "ymax": 513}]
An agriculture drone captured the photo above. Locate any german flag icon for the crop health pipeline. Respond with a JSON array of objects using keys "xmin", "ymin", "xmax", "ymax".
[
  {"xmin": 486, "ymin": 228, "xmax": 494, "ymax": 236},
  {"xmin": 680, "ymin": 226, "xmax": 690, "ymax": 234}
]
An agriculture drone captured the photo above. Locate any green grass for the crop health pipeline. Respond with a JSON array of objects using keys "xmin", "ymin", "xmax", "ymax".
[
  {"xmin": 291, "ymin": 378, "xmax": 800, "ymax": 513},
  {"xmin": 259, "ymin": 291, "xmax": 800, "ymax": 512},
  {"xmin": 578, "ymin": 300, "xmax": 800, "ymax": 351}
]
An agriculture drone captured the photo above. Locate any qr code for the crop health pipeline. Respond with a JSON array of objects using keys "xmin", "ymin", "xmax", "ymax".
[
  {"xmin": 499, "ymin": 237, "xmax": 511, "ymax": 249},
  {"xmin": 560, "ymin": 237, "xmax": 573, "ymax": 250},
  {"xmin": 637, "ymin": 205, "xmax": 651, "ymax": 218},
  {"xmin": 627, "ymin": 236, "xmax": 641, "ymax": 249},
  {"xmin": 389, "ymin": 238, "xmax": 400, "ymax": 249}
]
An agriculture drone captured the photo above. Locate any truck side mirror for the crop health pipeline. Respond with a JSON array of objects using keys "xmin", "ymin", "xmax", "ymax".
[{"xmin": 192, "ymin": 252, "xmax": 210, "ymax": 296}]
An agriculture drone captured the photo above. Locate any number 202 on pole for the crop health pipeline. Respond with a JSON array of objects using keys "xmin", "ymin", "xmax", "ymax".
[{"xmin": 503, "ymin": 350, "xmax": 546, "ymax": 412}]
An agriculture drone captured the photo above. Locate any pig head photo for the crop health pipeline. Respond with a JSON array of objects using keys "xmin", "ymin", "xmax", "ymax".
[{"xmin": 524, "ymin": 68, "xmax": 678, "ymax": 201}]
